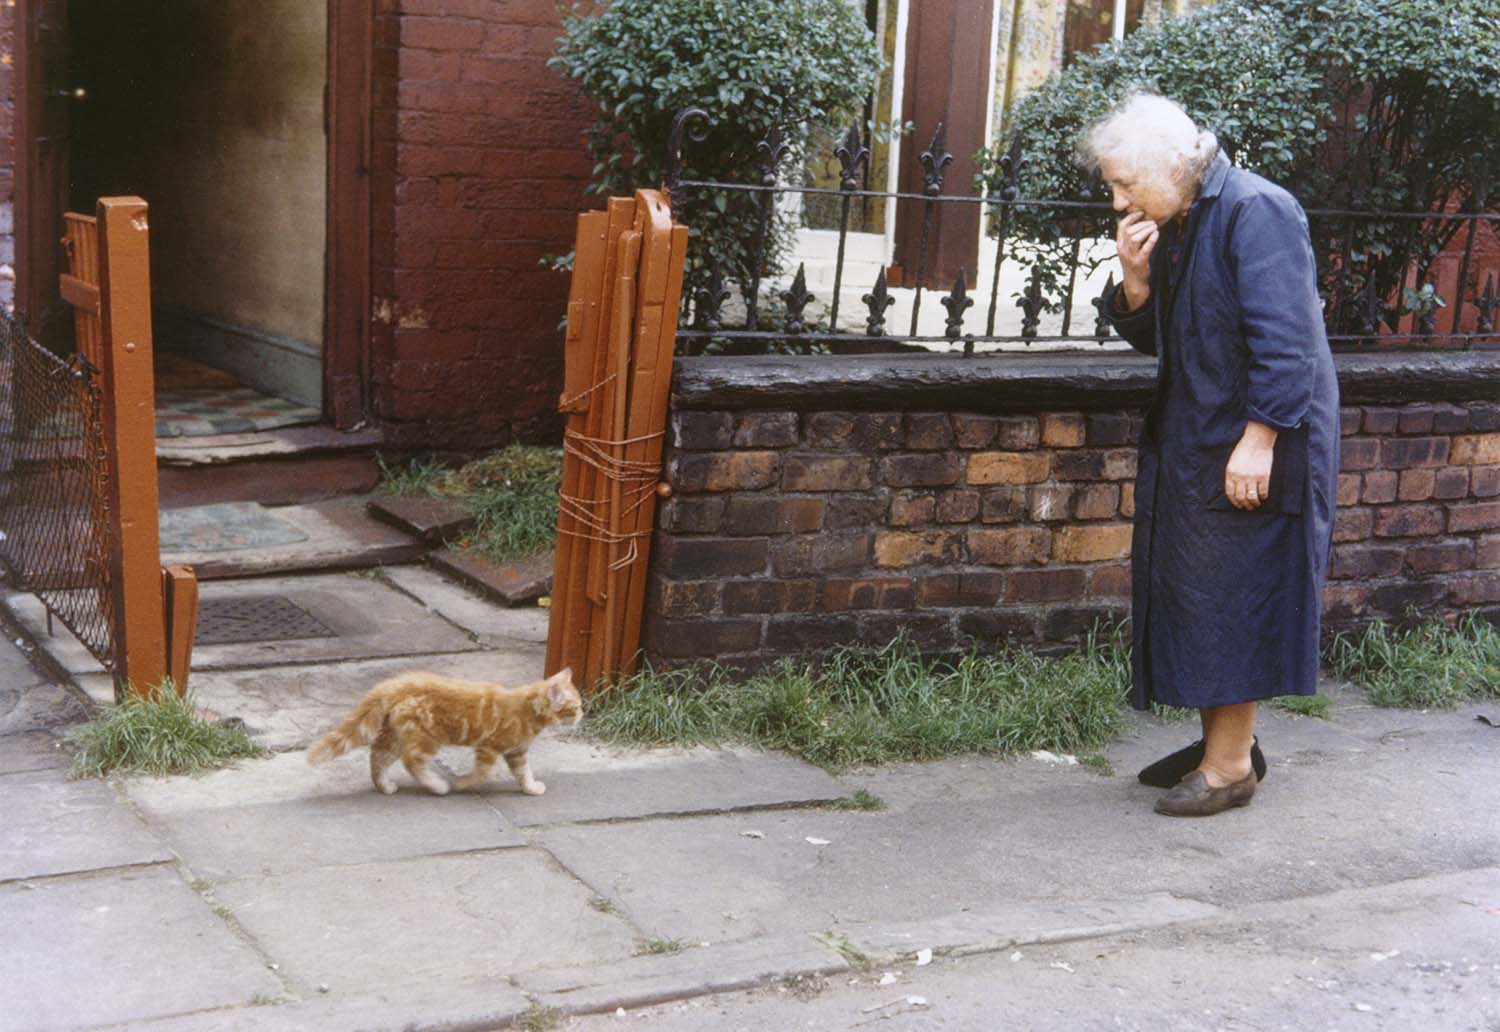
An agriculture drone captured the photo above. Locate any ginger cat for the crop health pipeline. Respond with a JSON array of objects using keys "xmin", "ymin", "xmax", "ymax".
[{"xmin": 306, "ymin": 668, "xmax": 581, "ymax": 796}]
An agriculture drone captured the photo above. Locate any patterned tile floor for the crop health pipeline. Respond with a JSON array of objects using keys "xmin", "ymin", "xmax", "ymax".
[{"xmin": 155, "ymin": 388, "xmax": 321, "ymax": 438}]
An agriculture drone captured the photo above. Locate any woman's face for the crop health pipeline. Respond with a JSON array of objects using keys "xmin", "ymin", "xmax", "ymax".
[{"xmin": 1099, "ymin": 156, "xmax": 1192, "ymax": 224}]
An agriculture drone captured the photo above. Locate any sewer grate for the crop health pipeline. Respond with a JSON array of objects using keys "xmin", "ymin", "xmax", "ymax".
[{"xmin": 193, "ymin": 595, "xmax": 337, "ymax": 646}]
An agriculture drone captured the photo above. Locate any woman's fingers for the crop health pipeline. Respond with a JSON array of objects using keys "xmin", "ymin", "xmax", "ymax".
[{"xmin": 1224, "ymin": 473, "xmax": 1269, "ymax": 510}]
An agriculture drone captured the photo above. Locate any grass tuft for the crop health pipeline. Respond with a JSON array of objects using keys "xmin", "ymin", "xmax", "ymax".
[
  {"xmin": 1271, "ymin": 693, "xmax": 1332, "ymax": 719},
  {"xmin": 825, "ymin": 788, "xmax": 885, "ymax": 811},
  {"xmin": 378, "ymin": 446, "xmax": 562, "ymax": 562},
  {"xmin": 588, "ymin": 628, "xmax": 1131, "ymax": 771},
  {"xmin": 68, "ymin": 685, "xmax": 267, "ymax": 778},
  {"xmin": 636, "ymin": 936, "xmax": 688, "ymax": 956},
  {"xmin": 1326, "ymin": 615, "xmax": 1500, "ymax": 709},
  {"xmin": 514, "ymin": 1004, "xmax": 564, "ymax": 1032}
]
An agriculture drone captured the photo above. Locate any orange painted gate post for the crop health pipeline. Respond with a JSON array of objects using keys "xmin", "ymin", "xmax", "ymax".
[{"xmin": 80, "ymin": 197, "xmax": 198, "ymax": 700}]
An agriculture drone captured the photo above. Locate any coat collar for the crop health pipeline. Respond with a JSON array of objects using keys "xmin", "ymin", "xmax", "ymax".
[{"xmin": 1196, "ymin": 150, "xmax": 1232, "ymax": 203}]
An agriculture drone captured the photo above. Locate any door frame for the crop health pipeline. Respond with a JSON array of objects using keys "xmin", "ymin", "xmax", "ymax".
[{"xmin": 14, "ymin": 0, "xmax": 375, "ymax": 429}]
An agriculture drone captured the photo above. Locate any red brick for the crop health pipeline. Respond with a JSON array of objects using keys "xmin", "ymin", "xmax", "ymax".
[
  {"xmin": 1372, "ymin": 505, "xmax": 1444, "ymax": 538},
  {"xmin": 1477, "ymin": 535, "xmax": 1500, "ymax": 569},
  {"xmin": 1361, "ymin": 471, "xmax": 1398, "ymax": 504},
  {"xmin": 658, "ymin": 537, "xmax": 769, "ymax": 578},
  {"xmin": 1474, "ymin": 467, "xmax": 1500, "ymax": 498},
  {"xmin": 1053, "ymin": 523, "xmax": 1134, "ymax": 563},
  {"xmin": 981, "ymin": 487, "xmax": 1027, "ymax": 523},
  {"xmin": 953, "ymin": 415, "xmax": 997, "ymax": 449},
  {"xmin": 1333, "ymin": 508, "xmax": 1374, "ymax": 542},
  {"xmin": 1340, "ymin": 438, "xmax": 1380, "ymax": 471},
  {"xmin": 1433, "ymin": 467, "xmax": 1470, "ymax": 500},
  {"xmin": 959, "ymin": 610, "xmax": 1040, "ymax": 645},
  {"xmin": 1450, "ymin": 572, "xmax": 1500, "ymax": 605},
  {"xmin": 1322, "ymin": 583, "xmax": 1371, "ymax": 623},
  {"xmin": 1396, "ymin": 406, "xmax": 1436, "ymax": 434},
  {"xmin": 1468, "ymin": 403, "xmax": 1500, "ymax": 430},
  {"xmin": 1397, "ymin": 469, "xmax": 1436, "ymax": 502},
  {"xmin": 881, "ymin": 452, "xmax": 961, "ymax": 488},
  {"xmin": 821, "ymin": 578, "xmax": 916, "ymax": 610},
  {"xmin": 1339, "ymin": 407, "xmax": 1362, "ymax": 436},
  {"xmin": 1086, "ymin": 413, "xmax": 1136, "ymax": 446},
  {"xmin": 857, "ymin": 612, "xmax": 957, "ymax": 650},
  {"xmin": 1052, "ymin": 448, "xmax": 1136, "ymax": 481},
  {"xmin": 771, "ymin": 534, "xmax": 872, "ymax": 576},
  {"xmin": 1362, "ymin": 407, "xmax": 1400, "ymax": 434},
  {"xmin": 875, "ymin": 530, "xmax": 963, "ymax": 568},
  {"xmin": 1405, "ymin": 541, "xmax": 1473, "ymax": 575},
  {"xmin": 1381, "ymin": 436, "xmax": 1449, "ymax": 469},
  {"xmin": 968, "ymin": 451, "xmax": 1050, "ymax": 485},
  {"xmin": 905, "ymin": 413, "xmax": 954, "ymax": 449},
  {"xmin": 955, "ymin": 572, "xmax": 1007, "ymax": 606},
  {"xmin": 644, "ymin": 618, "xmax": 762, "ymax": 659},
  {"xmin": 721, "ymin": 580, "xmax": 820, "ymax": 615},
  {"xmin": 993, "ymin": 416, "xmax": 1041, "ymax": 449},
  {"xmin": 1043, "ymin": 607, "xmax": 1123, "ymax": 643},
  {"xmin": 781, "ymin": 455, "xmax": 875, "ymax": 491},
  {"xmin": 764, "ymin": 616, "xmax": 858, "ymax": 651},
  {"xmin": 651, "ymin": 581, "xmax": 721, "ymax": 619},
  {"xmin": 673, "ymin": 412, "xmax": 733, "ymax": 450},
  {"xmin": 1121, "ymin": 483, "xmax": 1137, "ymax": 518},
  {"xmin": 733, "ymin": 412, "xmax": 799, "ymax": 448},
  {"xmin": 666, "ymin": 497, "xmax": 726, "ymax": 534},
  {"xmin": 890, "ymin": 493, "xmax": 936, "ymax": 527},
  {"xmin": 1329, "ymin": 544, "xmax": 1405, "ymax": 580},
  {"xmin": 674, "ymin": 452, "xmax": 780, "ymax": 492},
  {"xmin": 968, "ymin": 526, "xmax": 1052, "ymax": 566},
  {"xmin": 935, "ymin": 490, "xmax": 981, "ymax": 523},
  {"xmin": 724, "ymin": 496, "xmax": 825, "ymax": 535},
  {"xmin": 1089, "ymin": 564, "xmax": 1132, "ymax": 599},
  {"xmin": 1448, "ymin": 502, "xmax": 1500, "ymax": 533},
  {"xmin": 1006, "ymin": 568, "xmax": 1088, "ymax": 602},
  {"xmin": 1432, "ymin": 404, "xmax": 1470, "ymax": 433},
  {"xmin": 826, "ymin": 496, "xmax": 890, "ymax": 529},
  {"xmin": 804, "ymin": 412, "xmax": 904, "ymax": 450},
  {"xmin": 1336, "ymin": 474, "xmax": 1361, "ymax": 507},
  {"xmin": 1074, "ymin": 483, "xmax": 1121, "ymax": 520},
  {"xmin": 1041, "ymin": 413, "xmax": 1086, "ymax": 448}
]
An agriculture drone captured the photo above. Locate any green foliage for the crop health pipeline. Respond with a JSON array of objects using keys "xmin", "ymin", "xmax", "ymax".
[
  {"xmin": 551, "ymin": 0, "xmax": 882, "ymax": 298},
  {"xmin": 587, "ymin": 629, "xmax": 1132, "ymax": 771},
  {"xmin": 1270, "ymin": 693, "xmax": 1333, "ymax": 719},
  {"xmin": 979, "ymin": 0, "xmax": 1500, "ymax": 321},
  {"xmin": 636, "ymin": 936, "xmax": 688, "ymax": 956},
  {"xmin": 378, "ymin": 446, "xmax": 563, "ymax": 562},
  {"xmin": 1326, "ymin": 615, "xmax": 1500, "ymax": 708},
  {"xmin": 68, "ymin": 685, "xmax": 267, "ymax": 778}
]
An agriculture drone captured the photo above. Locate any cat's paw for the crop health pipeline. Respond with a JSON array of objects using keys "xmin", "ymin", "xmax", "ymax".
[
  {"xmin": 374, "ymin": 778, "xmax": 398, "ymax": 795},
  {"xmin": 423, "ymin": 778, "xmax": 451, "ymax": 796},
  {"xmin": 521, "ymin": 779, "xmax": 547, "ymax": 796}
]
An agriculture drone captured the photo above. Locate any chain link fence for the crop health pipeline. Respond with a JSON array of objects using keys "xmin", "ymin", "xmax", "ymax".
[{"xmin": 0, "ymin": 309, "xmax": 118, "ymax": 671}]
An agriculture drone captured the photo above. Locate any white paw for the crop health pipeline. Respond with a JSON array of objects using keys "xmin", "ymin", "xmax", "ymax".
[
  {"xmin": 424, "ymin": 779, "xmax": 451, "ymax": 796},
  {"xmin": 375, "ymin": 779, "xmax": 397, "ymax": 795},
  {"xmin": 521, "ymin": 780, "xmax": 546, "ymax": 796}
]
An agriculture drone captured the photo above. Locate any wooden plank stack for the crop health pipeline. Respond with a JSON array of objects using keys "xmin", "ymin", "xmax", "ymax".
[{"xmin": 546, "ymin": 189, "xmax": 688, "ymax": 693}]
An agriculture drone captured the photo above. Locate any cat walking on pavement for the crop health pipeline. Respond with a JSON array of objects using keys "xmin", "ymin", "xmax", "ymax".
[{"xmin": 307, "ymin": 668, "xmax": 582, "ymax": 796}]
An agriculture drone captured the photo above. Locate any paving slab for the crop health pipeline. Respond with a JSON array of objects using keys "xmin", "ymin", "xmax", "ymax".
[
  {"xmin": 521, "ymin": 933, "xmax": 850, "ymax": 1015},
  {"xmin": 0, "ymin": 865, "xmax": 282, "ymax": 1032},
  {"xmin": 160, "ymin": 502, "xmax": 310, "ymax": 553},
  {"xmin": 537, "ymin": 707, "xmax": 1499, "ymax": 946},
  {"xmin": 73, "ymin": 648, "xmax": 548, "ymax": 750},
  {"xmin": 380, "ymin": 564, "xmax": 550, "ymax": 644},
  {"xmin": 160, "ymin": 497, "xmax": 425, "ymax": 579},
  {"xmin": 212, "ymin": 851, "xmax": 638, "ymax": 995},
  {"xmin": 428, "ymin": 548, "xmax": 554, "ymax": 607},
  {"xmin": 0, "ymin": 730, "xmax": 71, "ymax": 774},
  {"xmin": 0, "ymin": 772, "xmax": 172, "ymax": 881},
  {"xmin": 125, "ymin": 751, "xmax": 526, "ymax": 880},
  {"xmin": 0, "ymin": 681, "xmax": 87, "ymax": 735},
  {"xmin": 366, "ymin": 493, "xmax": 475, "ymax": 544},
  {"xmin": 478, "ymin": 738, "xmax": 849, "ymax": 827}
]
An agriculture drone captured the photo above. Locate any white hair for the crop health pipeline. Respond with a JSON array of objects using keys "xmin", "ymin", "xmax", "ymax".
[{"xmin": 1080, "ymin": 91, "xmax": 1219, "ymax": 188}]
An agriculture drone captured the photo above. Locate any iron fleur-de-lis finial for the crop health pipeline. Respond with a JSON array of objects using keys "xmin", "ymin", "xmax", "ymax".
[
  {"xmin": 1477, "ymin": 273, "xmax": 1497, "ymax": 334},
  {"xmin": 1017, "ymin": 267, "xmax": 1046, "ymax": 340},
  {"xmin": 756, "ymin": 126, "xmax": 790, "ymax": 187},
  {"xmin": 693, "ymin": 263, "xmax": 731, "ymax": 332},
  {"xmin": 997, "ymin": 135, "xmax": 1023, "ymax": 202},
  {"xmin": 941, "ymin": 269, "xmax": 974, "ymax": 340},
  {"xmin": 1092, "ymin": 272, "xmax": 1116, "ymax": 342},
  {"xmin": 781, "ymin": 264, "xmax": 815, "ymax": 335},
  {"xmin": 835, "ymin": 124, "xmax": 870, "ymax": 192},
  {"xmin": 862, "ymin": 267, "xmax": 896, "ymax": 337},
  {"xmin": 920, "ymin": 122, "xmax": 954, "ymax": 197}
]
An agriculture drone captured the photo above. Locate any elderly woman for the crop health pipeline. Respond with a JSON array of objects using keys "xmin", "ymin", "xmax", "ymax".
[{"xmin": 1086, "ymin": 93, "xmax": 1339, "ymax": 817}]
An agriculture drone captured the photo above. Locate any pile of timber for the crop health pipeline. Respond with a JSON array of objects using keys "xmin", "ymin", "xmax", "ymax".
[{"xmin": 545, "ymin": 189, "xmax": 688, "ymax": 692}]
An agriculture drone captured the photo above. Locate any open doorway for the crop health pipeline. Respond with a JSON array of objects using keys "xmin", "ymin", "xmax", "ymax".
[{"xmin": 68, "ymin": 1, "xmax": 326, "ymax": 434}]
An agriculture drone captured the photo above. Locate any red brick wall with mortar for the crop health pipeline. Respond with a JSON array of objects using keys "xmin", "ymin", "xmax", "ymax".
[
  {"xmin": 642, "ymin": 401, "xmax": 1500, "ymax": 668},
  {"xmin": 0, "ymin": 4, "xmax": 15, "ymax": 310},
  {"xmin": 370, "ymin": 0, "xmax": 592, "ymax": 448}
]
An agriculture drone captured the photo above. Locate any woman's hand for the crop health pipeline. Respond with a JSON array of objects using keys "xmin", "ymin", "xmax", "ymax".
[
  {"xmin": 1116, "ymin": 211, "xmax": 1159, "ymax": 311},
  {"xmin": 1225, "ymin": 421, "xmax": 1278, "ymax": 510}
]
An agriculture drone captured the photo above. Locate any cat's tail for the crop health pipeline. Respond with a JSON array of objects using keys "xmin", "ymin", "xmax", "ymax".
[{"xmin": 306, "ymin": 686, "xmax": 392, "ymax": 764}]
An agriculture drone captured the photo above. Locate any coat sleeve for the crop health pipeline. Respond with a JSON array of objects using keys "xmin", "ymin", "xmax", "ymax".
[
  {"xmin": 1229, "ymin": 190, "xmax": 1321, "ymax": 430},
  {"xmin": 1104, "ymin": 279, "xmax": 1156, "ymax": 356}
]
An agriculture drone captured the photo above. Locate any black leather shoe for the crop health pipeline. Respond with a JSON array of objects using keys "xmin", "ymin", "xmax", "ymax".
[
  {"xmin": 1154, "ymin": 769, "xmax": 1258, "ymax": 817},
  {"xmin": 1137, "ymin": 736, "xmax": 1266, "ymax": 789}
]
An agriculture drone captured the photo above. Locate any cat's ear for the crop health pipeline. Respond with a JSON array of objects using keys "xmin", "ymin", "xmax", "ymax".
[
  {"xmin": 548, "ymin": 678, "xmax": 571, "ymax": 709},
  {"xmin": 550, "ymin": 667, "xmax": 574, "ymax": 686}
]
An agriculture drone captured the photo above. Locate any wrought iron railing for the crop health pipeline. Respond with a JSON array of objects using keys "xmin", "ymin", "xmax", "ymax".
[
  {"xmin": 663, "ymin": 108, "xmax": 1500, "ymax": 357},
  {"xmin": 0, "ymin": 308, "xmax": 118, "ymax": 670}
]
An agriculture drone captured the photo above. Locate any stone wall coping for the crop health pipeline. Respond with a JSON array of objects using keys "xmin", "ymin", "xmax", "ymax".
[{"xmin": 672, "ymin": 350, "xmax": 1500, "ymax": 413}]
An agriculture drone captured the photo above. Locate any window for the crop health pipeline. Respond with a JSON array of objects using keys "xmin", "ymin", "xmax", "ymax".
[{"xmin": 1063, "ymin": 0, "xmax": 1145, "ymax": 67}]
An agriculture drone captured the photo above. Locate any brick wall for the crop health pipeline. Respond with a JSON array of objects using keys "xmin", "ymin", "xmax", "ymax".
[
  {"xmin": 643, "ymin": 399, "xmax": 1500, "ymax": 669},
  {"xmin": 370, "ymin": 0, "xmax": 593, "ymax": 448}
]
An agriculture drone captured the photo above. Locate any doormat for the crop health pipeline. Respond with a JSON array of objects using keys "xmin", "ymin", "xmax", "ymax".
[
  {"xmin": 194, "ymin": 595, "xmax": 336, "ymax": 646},
  {"xmin": 156, "ymin": 387, "xmax": 320, "ymax": 437},
  {"xmin": 159, "ymin": 502, "xmax": 309, "ymax": 554}
]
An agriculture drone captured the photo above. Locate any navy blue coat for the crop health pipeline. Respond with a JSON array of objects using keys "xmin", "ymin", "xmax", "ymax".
[{"xmin": 1106, "ymin": 153, "xmax": 1340, "ymax": 711}]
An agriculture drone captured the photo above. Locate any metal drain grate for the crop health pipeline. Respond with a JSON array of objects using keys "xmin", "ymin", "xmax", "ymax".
[{"xmin": 194, "ymin": 595, "xmax": 337, "ymax": 646}]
